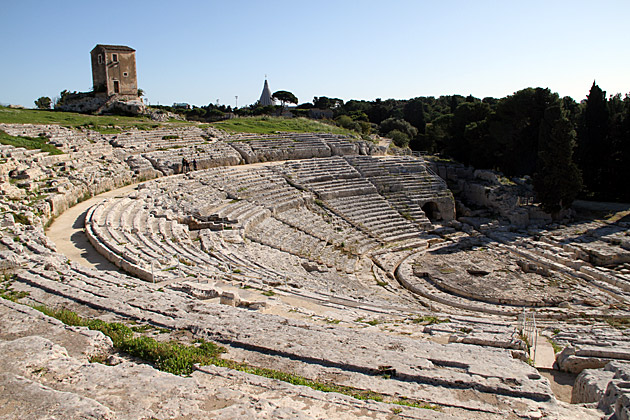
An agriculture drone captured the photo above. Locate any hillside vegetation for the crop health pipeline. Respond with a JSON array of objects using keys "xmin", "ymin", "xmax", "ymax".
[
  {"xmin": 0, "ymin": 130, "xmax": 63, "ymax": 155},
  {"xmin": 0, "ymin": 106, "xmax": 181, "ymax": 133},
  {"xmin": 211, "ymin": 116, "xmax": 356, "ymax": 136},
  {"xmin": 0, "ymin": 107, "xmax": 356, "ymax": 138}
]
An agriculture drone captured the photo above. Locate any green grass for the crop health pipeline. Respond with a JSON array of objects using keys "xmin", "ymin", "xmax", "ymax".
[
  {"xmin": 0, "ymin": 274, "xmax": 29, "ymax": 302},
  {"xmin": 0, "ymin": 107, "xmax": 362, "ymax": 139},
  {"xmin": 212, "ymin": 116, "xmax": 356, "ymax": 136},
  {"xmin": 10, "ymin": 212, "xmax": 31, "ymax": 225},
  {"xmin": 32, "ymin": 305, "xmax": 224, "ymax": 375},
  {"xmin": 32, "ymin": 305, "xmax": 440, "ymax": 411},
  {"xmin": 548, "ymin": 338, "xmax": 563, "ymax": 354},
  {"xmin": 412, "ymin": 316, "xmax": 451, "ymax": 325},
  {"xmin": 0, "ymin": 130, "xmax": 63, "ymax": 155},
  {"xmin": 0, "ymin": 106, "xmax": 194, "ymax": 134}
]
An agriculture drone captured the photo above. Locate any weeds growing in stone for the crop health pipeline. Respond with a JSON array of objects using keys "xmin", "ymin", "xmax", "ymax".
[
  {"xmin": 0, "ymin": 274, "xmax": 29, "ymax": 302},
  {"xmin": 32, "ymin": 305, "xmax": 439, "ymax": 411}
]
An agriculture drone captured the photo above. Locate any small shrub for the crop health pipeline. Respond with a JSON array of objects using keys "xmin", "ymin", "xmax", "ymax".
[
  {"xmin": 412, "ymin": 316, "xmax": 451, "ymax": 325},
  {"xmin": 388, "ymin": 130, "xmax": 410, "ymax": 148},
  {"xmin": 10, "ymin": 212, "xmax": 31, "ymax": 225}
]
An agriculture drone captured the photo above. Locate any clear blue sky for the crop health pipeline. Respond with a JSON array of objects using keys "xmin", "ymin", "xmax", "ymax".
[{"xmin": 1, "ymin": 0, "xmax": 628, "ymax": 108}]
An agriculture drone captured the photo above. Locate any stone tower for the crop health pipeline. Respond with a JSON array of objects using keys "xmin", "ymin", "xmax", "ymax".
[
  {"xmin": 90, "ymin": 44, "xmax": 138, "ymax": 97},
  {"xmin": 258, "ymin": 79, "xmax": 274, "ymax": 106}
]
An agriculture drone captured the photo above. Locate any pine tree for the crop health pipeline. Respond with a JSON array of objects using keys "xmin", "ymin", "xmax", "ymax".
[{"xmin": 534, "ymin": 105, "xmax": 582, "ymax": 213}]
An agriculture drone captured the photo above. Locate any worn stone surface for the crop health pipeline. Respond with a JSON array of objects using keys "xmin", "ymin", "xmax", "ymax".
[
  {"xmin": 0, "ymin": 299, "xmax": 463, "ymax": 420},
  {"xmin": 3, "ymin": 121, "xmax": 629, "ymax": 419},
  {"xmin": 573, "ymin": 367, "xmax": 616, "ymax": 404}
]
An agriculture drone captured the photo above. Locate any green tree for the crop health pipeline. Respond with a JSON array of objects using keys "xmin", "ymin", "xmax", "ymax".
[
  {"xmin": 388, "ymin": 130, "xmax": 410, "ymax": 148},
  {"xmin": 489, "ymin": 88, "xmax": 558, "ymax": 176},
  {"xmin": 533, "ymin": 105, "xmax": 582, "ymax": 213},
  {"xmin": 403, "ymin": 98, "xmax": 427, "ymax": 134},
  {"xmin": 313, "ymin": 96, "xmax": 343, "ymax": 109},
  {"xmin": 378, "ymin": 117, "xmax": 417, "ymax": 139},
  {"xmin": 366, "ymin": 98, "xmax": 393, "ymax": 124},
  {"xmin": 464, "ymin": 119, "xmax": 499, "ymax": 169},
  {"xmin": 445, "ymin": 101, "xmax": 491, "ymax": 164},
  {"xmin": 34, "ymin": 97, "xmax": 51, "ymax": 110},
  {"xmin": 426, "ymin": 114, "xmax": 453, "ymax": 154},
  {"xmin": 605, "ymin": 93, "xmax": 630, "ymax": 201},
  {"xmin": 577, "ymin": 82, "xmax": 609, "ymax": 198},
  {"xmin": 272, "ymin": 91, "xmax": 298, "ymax": 108},
  {"xmin": 335, "ymin": 115, "xmax": 361, "ymax": 132},
  {"xmin": 54, "ymin": 90, "xmax": 71, "ymax": 108}
]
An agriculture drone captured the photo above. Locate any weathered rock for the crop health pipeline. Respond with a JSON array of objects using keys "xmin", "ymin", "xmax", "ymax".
[
  {"xmin": 573, "ymin": 368, "xmax": 616, "ymax": 403},
  {"xmin": 0, "ymin": 250, "xmax": 23, "ymax": 271},
  {"xmin": 599, "ymin": 380, "xmax": 630, "ymax": 419},
  {"xmin": 0, "ymin": 300, "xmax": 462, "ymax": 420}
]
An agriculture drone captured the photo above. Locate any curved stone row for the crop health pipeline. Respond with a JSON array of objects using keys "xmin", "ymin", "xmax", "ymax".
[
  {"xmin": 396, "ymin": 240, "xmax": 630, "ymax": 319},
  {"xmin": 225, "ymin": 132, "xmax": 382, "ymax": 164},
  {"xmin": 2, "ymin": 121, "xmax": 627, "ymax": 418},
  {"xmin": 0, "ymin": 297, "xmax": 459, "ymax": 420},
  {"xmin": 276, "ymin": 156, "xmax": 453, "ymax": 248},
  {"xmin": 81, "ymin": 168, "xmax": 380, "ymax": 299},
  {"xmin": 109, "ymin": 126, "xmax": 209, "ymax": 152},
  {"xmin": 4, "ymin": 253, "xmax": 566, "ymax": 418},
  {"xmin": 81, "ymin": 156, "xmax": 458, "ymax": 301}
]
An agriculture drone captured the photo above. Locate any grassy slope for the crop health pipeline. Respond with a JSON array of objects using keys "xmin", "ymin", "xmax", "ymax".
[
  {"xmin": 0, "ymin": 107, "xmax": 354, "ymax": 137},
  {"xmin": 0, "ymin": 130, "xmax": 63, "ymax": 155},
  {"xmin": 0, "ymin": 106, "xmax": 185, "ymax": 133},
  {"xmin": 212, "ymin": 116, "xmax": 356, "ymax": 136}
]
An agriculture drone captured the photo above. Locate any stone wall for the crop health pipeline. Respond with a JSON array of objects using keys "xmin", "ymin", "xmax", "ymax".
[{"xmin": 428, "ymin": 159, "xmax": 550, "ymax": 227}]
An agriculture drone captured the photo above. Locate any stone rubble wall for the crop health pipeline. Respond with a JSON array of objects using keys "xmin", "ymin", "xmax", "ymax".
[{"xmin": 429, "ymin": 159, "xmax": 545, "ymax": 227}]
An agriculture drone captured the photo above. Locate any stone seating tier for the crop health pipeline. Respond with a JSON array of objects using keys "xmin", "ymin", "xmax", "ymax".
[
  {"xmin": 110, "ymin": 127, "xmax": 208, "ymax": 152},
  {"xmin": 326, "ymin": 194, "xmax": 425, "ymax": 244},
  {"xmin": 7, "ymin": 258, "xmax": 564, "ymax": 418},
  {"xmin": 274, "ymin": 206, "xmax": 379, "ymax": 255},
  {"xmin": 142, "ymin": 141, "xmax": 242, "ymax": 175},
  {"xmin": 246, "ymin": 216, "xmax": 357, "ymax": 273}
]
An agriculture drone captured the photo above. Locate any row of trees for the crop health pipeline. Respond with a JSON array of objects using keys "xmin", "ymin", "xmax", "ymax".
[
  {"xmin": 310, "ymin": 83, "xmax": 629, "ymax": 210},
  {"xmin": 150, "ymin": 90, "xmax": 300, "ymax": 122},
  {"xmin": 35, "ymin": 83, "xmax": 627, "ymax": 210}
]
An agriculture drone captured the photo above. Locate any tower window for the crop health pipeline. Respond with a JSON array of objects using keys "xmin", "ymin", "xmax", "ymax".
[
  {"xmin": 98, "ymin": 54, "xmax": 103, "ymax": 64},
  {"xmin": 112, "ymin": 53, "xmax": 118, "ymax": 62},
  {"xmin": 123, "ymin": 72, "xmax": 128, "ymax": 77}
]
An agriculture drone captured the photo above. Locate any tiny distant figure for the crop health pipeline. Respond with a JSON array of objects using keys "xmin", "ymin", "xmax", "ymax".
[
  {"xmin": 192, "ymin": 159, "xmax": 198, "ymax": 171},
  {"xmin": 182, "ymin": 158, "xmax": 189, "ymax": 173}
]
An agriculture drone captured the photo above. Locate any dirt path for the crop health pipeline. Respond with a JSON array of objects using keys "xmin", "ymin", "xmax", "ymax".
[{"xmin": 46, "ymin": 183, "xmax": 140, "ymax": 273}]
